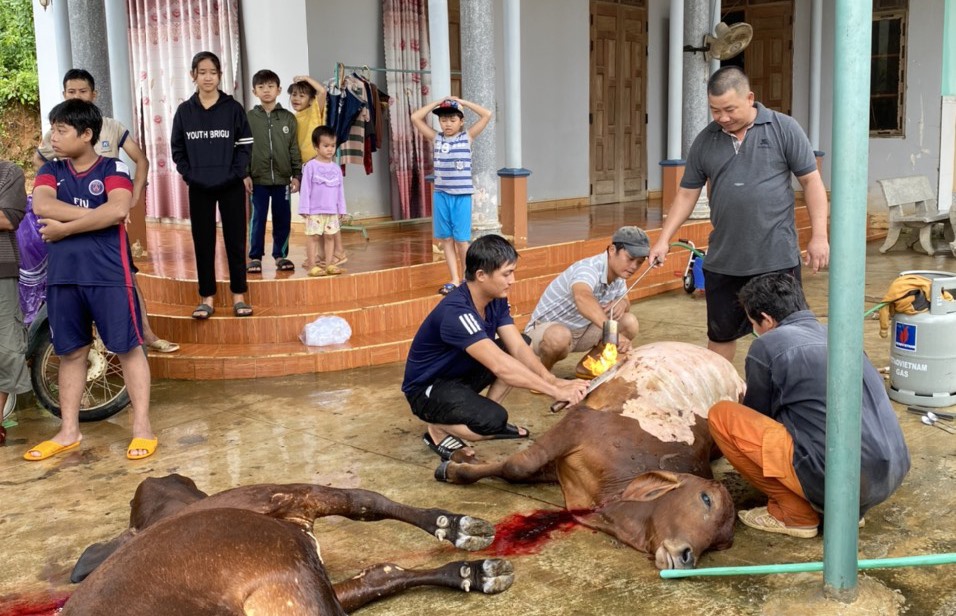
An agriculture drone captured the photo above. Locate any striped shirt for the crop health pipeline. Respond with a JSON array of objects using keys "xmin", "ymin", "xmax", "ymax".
[
  {"xmin": 433, "ymin": 131, "xmax": 473, "ymax": 194},
  {"xmin": 525, "ymin": 252, "xmax": 626, "ymax": 331}
]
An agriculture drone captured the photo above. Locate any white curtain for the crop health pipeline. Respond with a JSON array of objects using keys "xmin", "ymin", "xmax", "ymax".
[{"xmin": 127, "ymin": 0, "xmax": 243, "ymax": 221}]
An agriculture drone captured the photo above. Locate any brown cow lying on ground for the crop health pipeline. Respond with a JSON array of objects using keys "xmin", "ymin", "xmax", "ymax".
[
  {"xmin": 436, "ymin": 341, "xmax": 745, "ymax": 569},
  {"xmin": 63, "ymin": 475, "xmax": 514, "ymax": 615}
]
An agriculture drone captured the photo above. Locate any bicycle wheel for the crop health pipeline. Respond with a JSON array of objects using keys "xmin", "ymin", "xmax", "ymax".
[{"xmin": 30, "ymin": 326, "xmax": 130, "ymax": 422}]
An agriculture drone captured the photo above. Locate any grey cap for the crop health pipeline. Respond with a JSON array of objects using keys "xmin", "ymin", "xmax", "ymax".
[{"xmin": 611, "ymin": 226, "xmax": 650, "ymax": 258}]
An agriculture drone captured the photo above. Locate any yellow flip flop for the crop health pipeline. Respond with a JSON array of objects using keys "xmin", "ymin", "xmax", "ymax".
[
  {"xmin": 126, "ymin": 437, "xmax": 158, "ymax": 460},
  {"xmin": 23, "ymin": 439, "xmax": 81, "ymax": 461}
]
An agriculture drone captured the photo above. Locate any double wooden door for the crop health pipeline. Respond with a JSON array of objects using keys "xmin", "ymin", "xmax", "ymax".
[{"xmin": 590, "ymin": 1, "xmax": 647, "ymax": 205}]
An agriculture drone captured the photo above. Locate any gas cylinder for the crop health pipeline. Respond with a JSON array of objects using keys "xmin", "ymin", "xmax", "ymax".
[{"xmin": 888, "ymin": 270, "xmax": 956, "ymax": 408}]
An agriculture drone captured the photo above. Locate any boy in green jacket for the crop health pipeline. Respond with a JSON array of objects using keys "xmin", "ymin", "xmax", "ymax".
[{"xmin": 245, "ymin": 69, "xmax": 302, "ymax": 273}]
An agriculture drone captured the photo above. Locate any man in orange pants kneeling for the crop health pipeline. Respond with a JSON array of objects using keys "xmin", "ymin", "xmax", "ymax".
[{"xmin": 708, "ymin": 273, "xmax": 909, "ymax": 538}]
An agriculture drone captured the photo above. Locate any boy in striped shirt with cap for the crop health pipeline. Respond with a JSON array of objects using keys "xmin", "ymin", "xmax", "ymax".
[{"xmin": 411, "ymin": 96, "xmax": 492, "ymax": 295}]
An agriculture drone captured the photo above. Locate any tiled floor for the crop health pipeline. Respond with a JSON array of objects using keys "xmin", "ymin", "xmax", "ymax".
[
  {"xmin": 136, "ymin": 200, "xmax": 660, "ymax": 280},
  {"xmin": 3, "ymin": 241, "xmax": 956, "ymax": 614}
]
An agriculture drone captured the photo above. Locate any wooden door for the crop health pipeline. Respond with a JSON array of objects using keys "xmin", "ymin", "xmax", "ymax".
[
  {"xmin": 724, "ymin": 1, "xmax": 793, "ymax": 115},
  {"xmin": 590, "ymin": 1, "xmax": 647, "ymax": 205}
]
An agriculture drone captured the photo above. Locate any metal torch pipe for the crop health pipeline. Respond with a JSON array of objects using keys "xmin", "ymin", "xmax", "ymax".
[{"xmin": 607, "ymin": 260, "xmax": 660, "ymax": 315}]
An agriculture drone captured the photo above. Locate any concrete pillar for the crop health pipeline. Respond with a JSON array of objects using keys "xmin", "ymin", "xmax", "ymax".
[
  {"xmin": 52, "ymin": 0, "xmax": 73, "ymax": 81},
  {"xmin": 939, "ymin": 0, "xmax": 956, "ymax": 214},
  {"xmin": 661, "ymin": 0, "xmax": 685, "ymax": 214},
  {"xmin": 708, "ymin": 0, "xmax": 721, "ymax": 75},
  {"xmin": 68, "ymin": 0, "xmax": 112, "ymax": 117},
  {"xmin": 809, "ymin": 0, "xmax": 823, "ymax": 149},
  {"xmin": 682, "ymin": 0, "xmax": 710, "ymax": 219},
  {"xmin": 427, "ymin": 0, "xmax": 452, "ymax": 101},
  {"xmin": 498, "ymin": 0, "xmax": 528, "ymax": 247},
  {"xmin": 460, "ymin": 0, "xmax": 501, "ymax": 238},
  {"xmin": 103, "ymin": 0, "xmax": 146, "ymax": 251}
]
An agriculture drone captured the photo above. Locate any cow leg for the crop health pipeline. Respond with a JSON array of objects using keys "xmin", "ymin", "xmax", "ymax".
[
  {"xmin": 304, "ymin": 487, "xmax": 498, "ymax": 551},
  {"xmin": 333, "ymin": 559, "xmax": 514, "ymax": 613},
  {"xmin": 201, "ymin": 484, "xmax": 498, "ymax": 552},
  {"xmin": 435, "ymin": 434, "xmax": 565, "ymax": 485}
]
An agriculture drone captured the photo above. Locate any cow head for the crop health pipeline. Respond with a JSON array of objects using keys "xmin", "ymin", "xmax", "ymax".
[{"xmin": 590, "ymin": 471, "xmax": 735, "ymax": 569}]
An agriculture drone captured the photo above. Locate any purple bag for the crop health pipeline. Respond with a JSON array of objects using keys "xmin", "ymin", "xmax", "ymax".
[{"xmin": 16, "ymin": 196, "xmax": 48, "ymax": 325}]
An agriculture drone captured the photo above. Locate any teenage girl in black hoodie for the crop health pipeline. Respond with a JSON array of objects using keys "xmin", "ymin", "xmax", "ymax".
[{"xmin": 171, "ymin": 51, "xmax": 254, "ymax": 318}]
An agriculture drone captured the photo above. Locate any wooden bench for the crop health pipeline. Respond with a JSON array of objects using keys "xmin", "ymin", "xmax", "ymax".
[{"xmin": 878, "ymin": 176, "xmax": 955, "ymax": 255}]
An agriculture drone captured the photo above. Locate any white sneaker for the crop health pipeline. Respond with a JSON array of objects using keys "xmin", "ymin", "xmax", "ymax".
[{"xmin": 738, "ymin": 506, "xmax": 818, "ymax": 539}]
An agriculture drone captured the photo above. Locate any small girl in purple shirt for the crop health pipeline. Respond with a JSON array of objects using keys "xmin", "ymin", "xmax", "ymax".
[{"xmin": 299, "ymin": 126, "xmax": 346, "ymax": 276}]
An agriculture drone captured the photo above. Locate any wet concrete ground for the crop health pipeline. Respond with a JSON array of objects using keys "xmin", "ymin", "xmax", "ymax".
[{"xmin": 2, "ymin": 241, "xmax": 956, "ymax": 615}]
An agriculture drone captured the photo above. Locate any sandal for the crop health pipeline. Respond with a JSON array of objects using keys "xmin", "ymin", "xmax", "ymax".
[
  {"xmin": 423, "ymin": 432, "xmax": 469, "ymax": 460},
  {"xmin": 276, "ymin": 258, "xmax": 295, "ymax": 272},
  {"xmin": 308, "ymin": 266, "xmax": 327, "ymax": 277},
  {"xmin": 325, "ymin": 264, "xmax": 343, "ymax": 276},
  {"xmin": 146, "ymin": 339, "xmax": 180, "ymax": 353},
  {"xmin": 233, "ymin": 302, "xmax": 254, "ymax": 317},
  {"xmin": 438, "ymin": 283, "xmax": 457, "ymax": 296},
  {"xmin": 485, "ymin": 423, "xmax": 530, "ymax": 440},
  {"xmin": 246, "ymin": 259, "xmax": 262, "ymax": 273},
  {"xmin": 331, "ymin": 253, "xmax": 348, "ymax": 266},
  {"xmin": 192, "ymin": 304, "xmax": 214, "ymax": 320}
]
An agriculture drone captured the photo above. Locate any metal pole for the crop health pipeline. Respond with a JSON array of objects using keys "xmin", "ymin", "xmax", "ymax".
[
  {"xmin": 427, "ymin": 0, "xmax": 452, "ymax": 101},
  {"xmin": 823, "ymin": 0, "xmax": 871, "ymax": 602},
  {"xmin": 503, "ymin": 0, "xmax": 521, "ymax": 169},
  {"xmin": 667, "ymin": 0, "xmax": 684, "ymax": 160},
  {"xmin": 661, "ymin": 552, "xmax": 956, "ymax": 579},
  {"xmin": 809, "ymin": 0, "xmax": 823, "ymax": 148}
]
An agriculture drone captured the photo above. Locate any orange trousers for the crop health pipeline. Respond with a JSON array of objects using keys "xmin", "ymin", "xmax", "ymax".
[{"xmin": 708, "ymin": 400, "xmax": 820, "ymax": 527}]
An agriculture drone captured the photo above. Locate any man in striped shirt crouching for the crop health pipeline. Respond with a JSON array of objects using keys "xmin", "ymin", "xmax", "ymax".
[{"xmin": 525, "ymin": 226, "xmax": 649, "ymax": 371}]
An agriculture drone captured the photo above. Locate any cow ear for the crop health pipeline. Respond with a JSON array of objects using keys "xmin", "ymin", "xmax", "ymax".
[{"xmin": 620, "ymin": 471, "xmax": 683, "ymax": 502}]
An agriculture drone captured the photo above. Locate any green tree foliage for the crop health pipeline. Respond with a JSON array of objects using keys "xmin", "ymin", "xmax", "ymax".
[{"xmin": 0, "ymin": 0, "xmax": 39, "ymax": 107}]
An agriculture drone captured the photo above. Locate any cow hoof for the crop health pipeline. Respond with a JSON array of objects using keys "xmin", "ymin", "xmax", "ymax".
[
  {"xmin": 462, "ymin": 559, "xmax": 514, "ymax": 594},
  {"xmin": 434, "ymin": 515, "xmax": 495, "ymax": 551}
]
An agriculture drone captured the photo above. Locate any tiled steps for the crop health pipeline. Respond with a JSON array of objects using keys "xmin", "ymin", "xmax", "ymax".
[{"xmin": 142, "ymin": 225, "xmax": 721, "ymax": 379}]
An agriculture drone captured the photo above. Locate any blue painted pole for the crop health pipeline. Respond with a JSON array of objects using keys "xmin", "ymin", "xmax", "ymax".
[{"xmin": 823, "ymin": 0, "xmax": 871, "ymax": 602}]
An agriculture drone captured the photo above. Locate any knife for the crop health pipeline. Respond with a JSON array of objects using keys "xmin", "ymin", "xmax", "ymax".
[{"xmin": 549, "ymin": 360, "xmax": 623, "ymax": 413}]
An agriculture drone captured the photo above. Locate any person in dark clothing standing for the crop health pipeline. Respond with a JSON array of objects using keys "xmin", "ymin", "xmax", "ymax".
[
  {"xmin": 171, "ymin": 51, "xmax": 255, "ymax": 319},
  {"xmin": 708, "ymin": 273, "xmax": 910, "ymax": 539}
]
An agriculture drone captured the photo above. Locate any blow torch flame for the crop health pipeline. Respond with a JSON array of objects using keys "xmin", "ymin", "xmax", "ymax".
[{"xmin": 582, "ymin": 343, "xmax": 619, "ymax": 377}]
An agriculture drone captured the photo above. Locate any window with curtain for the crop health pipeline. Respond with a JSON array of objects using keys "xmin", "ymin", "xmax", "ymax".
[{"xmin": 870, "ymin": 1, "xmax": 907, "ymax": 137}]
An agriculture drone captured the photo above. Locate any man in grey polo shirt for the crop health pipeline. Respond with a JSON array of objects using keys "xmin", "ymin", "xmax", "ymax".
[
  {"xmin": 648, "ymin": 67, "xmax": 829, "ymax": 363},
  {"xmin": 525, "ymin": 226, "xmax": 649, "ymax": 370}
]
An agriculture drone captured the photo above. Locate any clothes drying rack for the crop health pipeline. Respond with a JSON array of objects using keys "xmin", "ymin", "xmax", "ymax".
[{"xmin": 330, "ymin": 62, "xmax": 460, "ymax": 234}]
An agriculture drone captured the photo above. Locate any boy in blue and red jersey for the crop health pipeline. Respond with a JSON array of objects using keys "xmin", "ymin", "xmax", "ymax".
[{"xmin": 26, "ymin": 99, "xmax": 156, "ymax": 462}]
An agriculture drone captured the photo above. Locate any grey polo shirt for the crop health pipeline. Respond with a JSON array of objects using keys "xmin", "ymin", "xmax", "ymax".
[
  {"xmin": 743, "ymin": 310, "xmax": 910, "ymax": 516},
  {"xmin": 681, "ymin": 102, "xmax": 817, "ymax": 276},
  {"xmin": 525, "ymin": 252, "xmax": 625, "ymax": 331}
]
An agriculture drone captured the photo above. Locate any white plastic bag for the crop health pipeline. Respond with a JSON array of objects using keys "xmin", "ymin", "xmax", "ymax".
[{"xmin": 300, "ymin": 316, "xmax": 352, "ymax": 347}]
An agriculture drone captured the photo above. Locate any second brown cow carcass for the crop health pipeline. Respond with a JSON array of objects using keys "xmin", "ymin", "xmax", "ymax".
[
  {"xmin": 436, "ymin": 341, "xmax": 746, "ymax": 569},
  {"xmin": 63, "ymin": 475, "xmax": 514, "ymax": 615}
]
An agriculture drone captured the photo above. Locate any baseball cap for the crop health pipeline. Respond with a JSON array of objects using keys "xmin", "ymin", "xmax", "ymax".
[
  {"xmin": 611, "ymin": 226, "xmax": 650, "ymax": 258},
  {"xmin": 432, "ymin": 99, "xmax": 464, "ymax": 117}
]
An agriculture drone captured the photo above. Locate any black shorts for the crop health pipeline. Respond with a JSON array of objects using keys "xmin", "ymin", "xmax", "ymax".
[
  {"xmin": 405, "ymin": 334, "xmax": 531, "ymax": 436},
  {"xmin": 703, "ymin": 265, "xmax": 802, "ymax": 343},
  {"xmin": 406, "ymin": 364, "xmax": 508, "ymax": 436}
]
